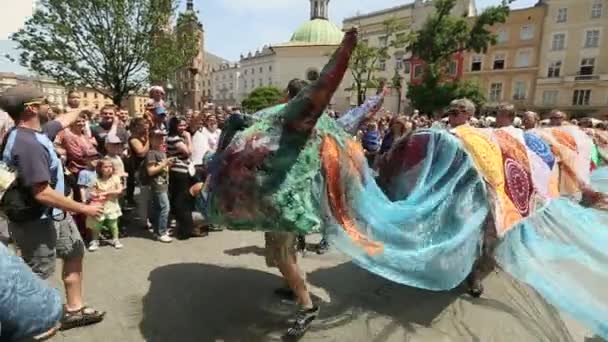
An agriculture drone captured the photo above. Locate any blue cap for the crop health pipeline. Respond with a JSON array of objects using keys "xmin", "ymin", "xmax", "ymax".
[{"xmin": 154, "ymin": 106, "xmax": 167, "ymax": 116}]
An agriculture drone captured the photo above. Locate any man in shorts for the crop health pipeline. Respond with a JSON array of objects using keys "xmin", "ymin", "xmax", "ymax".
[
  {"xmin": 0, "ymin": 86, "xmax": 105, "ymax": 331},
  {"xmin": 264, "ymin": 79, "xmax": 319, "ymax": 338}
]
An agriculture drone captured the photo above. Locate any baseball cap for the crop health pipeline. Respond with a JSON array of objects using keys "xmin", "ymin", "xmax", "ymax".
[
  {"xmin": 154, "ymin": 106, "xmax": 167, "ymax": 116},
  {"xmin": 105, "ymin": 133, "xmax": 123, "ymax": 144},
  {"xmin": 0, "ymin": 86, "xmax": 47, "ymax": 121}
]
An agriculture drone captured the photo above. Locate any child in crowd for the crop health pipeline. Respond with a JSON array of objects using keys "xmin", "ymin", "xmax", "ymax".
[
  {"xmin": 87, "ymin": 157, "xmax": 124, "ymax": 251},
  {"xmin": 145, "ymin": 130, "xmax": 173, "ymax": 243},
  {"xmin": 105, "ymin": 134, "xmax": 128, "ymax": 184},
  {"xmin": 362, "ymin": 120, "xmax": 381, "ymax": 166},
  {"xmin": 76, "ymin": 153, "xmax": 100, "ymax": 241}
]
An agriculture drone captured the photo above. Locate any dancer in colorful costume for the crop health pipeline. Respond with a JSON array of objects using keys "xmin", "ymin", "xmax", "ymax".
[{"xmin": 194, "ymin": 29, "xmax": 608, "ymax": 339}]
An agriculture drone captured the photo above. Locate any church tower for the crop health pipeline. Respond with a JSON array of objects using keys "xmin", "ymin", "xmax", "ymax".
[
  {"xmin": 310, "ymin": 0, "xmax": 330, "ymax": 20},
  {"xmin": 174, "ymin": 0, "xmax": 207, "ymax": 111}
]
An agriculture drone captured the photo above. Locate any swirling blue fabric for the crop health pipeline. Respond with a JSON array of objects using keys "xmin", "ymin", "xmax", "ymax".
[
  {"xmin": 496, "ymin": 199, "xmax": 608, "ymax": 340},
  {"xmin": 323, "ymin": 129, "xmax": 490, "ymax": 290},
  {"xmin": 0, "ymin": 243, "xmax": 62, "ymax": 340},
  {"xmin": 591, "ymin": 166, "xmax": 608, "ymax": 193}
]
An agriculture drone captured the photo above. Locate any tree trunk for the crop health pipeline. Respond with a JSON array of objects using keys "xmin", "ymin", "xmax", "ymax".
[{"xmin": 112, "ymin": 93, "xmax": 125, "ymax": 107}]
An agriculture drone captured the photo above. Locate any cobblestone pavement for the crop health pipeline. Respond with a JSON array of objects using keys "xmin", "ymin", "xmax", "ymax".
[{"xmin": 47, "ymin": 229, "xmax": 595, "ymax": 342}]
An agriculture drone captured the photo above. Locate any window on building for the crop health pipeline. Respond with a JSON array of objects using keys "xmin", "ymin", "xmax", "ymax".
[
  {"xmin": 378, "ymin": 36, "xmax": 388, "ymax": 47},
  {"xmin": 585, "ymin": 30, "xmax": 600, "ymax": 48},
  {"xmin": 414, "ymin": 65, "xmax": 423, "ymax": 79},
  {"xmin": 573, "ymin": 89, "xmax": 591, "ymax": 106},
  {"xmin": 548, "ymin": 60, "xmax": 562, "ymax": 78},
  {"xmin": 268, "ymin": 78, "xmax": 272, "ymax": 85},
  {"xmin": 552, "ymin": 33, "xmax": 566, "ymax": 50},
  {"xmin": 244, "ymin": 70, "xmax": 248, "ymax": 75},
  {"xmin": 520, "ymin": 25, "xmax": 534, "ymax": 40},
  {"xmin": 448, "ymin": 61, "xmax": 457, "ymax": 76},
  {"xmin": 83, "ymin": 92, "xmax": 88, "ymax": 98},
  {"xmin": 493, "ymin": 53, "xmax": 505, "ymax": 70},
  {"xmin": 471, "ymin": 55, "xmax": 482, "ymax": 71},
  {"xmin": 93, "ymin": 93, "xmax": 98, "ymax": 99},
  {"xmin": 394, "ymin": 52, "xmax": 404, "ymax": 70},
  {"xmin": 543, "ymin": 90, "xmax": 559, "ymax": 106},
  {"xmin": 592, "ymin": 0, "xmax": 603, "ymax": 18},
  {"xmin": 497, "ymin": 29, "xmax": 509, "ymax": 43},
  {"xmin": 516, "ymin": 50, "xmax": 531, "ymax": 67},
  {"xmin": 557, "ymin": 8, "xmax": 568, "ymax": 23},
  {"xmin": 489, "ymin": 82, "xmax": 503, "ymax": 102},
  {"xmin": 513, "ymin": 81, "xmax": 526, "ymax": 100},
  {"xmin": 403, "ymin": 62, "xmax": 411, "ymax": 74},
  {"xmin": 259, "ymin": 67, "xmax": 263, "ymax": 73},
  {"xmin": 579, "ymin": 58, "xmax": 596, "ymax": 75},
  {"xmin": 258, "ymin": 79, "xmax": 262, "ymax": 87},
  {"xmin": 269, "ymin": 65, "xmax": 273, "ymax": 72},
  {"xmin": 252, "ymin": 68, "xmax": 255, "ymax": 75},
  {"xmin": 244, "ymin": 80, "xmax": 247, "ymax": 89},
  {"xmin": 378, "ymin": 59, "xmax": 386, "ymax": 71}
]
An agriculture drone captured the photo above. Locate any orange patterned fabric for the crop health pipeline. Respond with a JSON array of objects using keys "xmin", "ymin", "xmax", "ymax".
[{"xmin": 321, "ymin": 136, "xmax": 384, "ymax": 255}]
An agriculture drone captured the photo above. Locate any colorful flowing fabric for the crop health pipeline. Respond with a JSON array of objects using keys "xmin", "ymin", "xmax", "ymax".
[{"xmin": 200, "ymin": 29, "xmax": 608, "ymax": 339}]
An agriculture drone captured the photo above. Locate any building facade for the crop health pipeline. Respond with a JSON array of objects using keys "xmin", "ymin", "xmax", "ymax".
[
  {"xmin": 211, "ymin": 62, "xmax": 240, "ymax": 107},
  {"xmin": 77, "ymin": 87, "xmax": 114, "ymax": 110},
  {"xmin": 340, "ymin": 0, "xmax": 477, "ymax": 113},
  {"xmin": 463, "ymin": 5, "xmax": 546, "ymax": 111},
  {"xmin": 534, "ymin": 0, "xmax": 608, "ymax": 117},
  {"xmin": 0, "ymin": 72, "xmax": 68, "ymax": 109},
  {"xmin": 237, "ymin": 0, "xmax": 344, "ymax": 109}
]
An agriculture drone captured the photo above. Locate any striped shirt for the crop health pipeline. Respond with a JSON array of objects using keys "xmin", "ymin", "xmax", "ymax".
[{"xmin": 166, "ymin": 135, "xmax": 190, "ymax": 173}]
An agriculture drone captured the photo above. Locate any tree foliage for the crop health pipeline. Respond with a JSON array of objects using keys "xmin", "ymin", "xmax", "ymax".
[
  {"xmin": 407, "ymin": 0, "xmax": 513, "ymax": 115},
  {"xmin": 241, "ymin": 86, "xmax": 284, "ymax": 113},
  {"xmin": 11, "ymin": 0, "xmax": 197, "ymax": 105},
  {"xmin": 349, "ymin": 18, "xmax": 409, "ymax": 105}
]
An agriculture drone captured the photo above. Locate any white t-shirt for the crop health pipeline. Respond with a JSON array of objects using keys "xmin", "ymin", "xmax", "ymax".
[{"xmin": 191, "ymin": 127, "xmax": 222, "ymax": 166}]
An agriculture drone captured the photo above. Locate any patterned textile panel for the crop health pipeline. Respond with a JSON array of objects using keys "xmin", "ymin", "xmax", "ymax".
[{"xmin": 453, "ymin": 125, "xmax": 593, "ymax": 236}]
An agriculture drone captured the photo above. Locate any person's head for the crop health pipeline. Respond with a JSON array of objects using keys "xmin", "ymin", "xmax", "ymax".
[
  {"xmin": 70, "ymin": 111, "xmax": 90, "ymax": 133},
  {"xmin": 391, "ymin": 118, "xmax": 412, "ymax": 137},
  {"xmin": 149, "ymin": 129, "xmax": 166, "ymax": 149},
  {"xmin": 205, "ymin": 114, "xmax": 218, "ymax": 132},
  {"xmin": 168, "ymin": 116, "xmax": 188, "ymax": 136},
  {"xmin": 286, "ymin": 79, "xmax": 309, "ymax": 101},
  {"xmin": 447, "ymin": 98, "xmax": 475, "ymax": 128},
  {"xmin": 522, "ymin": 111, "xmax": 539, "ymax": 130},
  {"xmin": 119, "ymin": 109, "xmax": 129, "ymax": 123},
  {"xmin": 366, "ymin": 120, "xmax": 378, "ymax": 132},
  {"xmin": 496, "ymin": 103, "xmax": 516, "ymax": 128},
  {"xmin": 153, "ymin": 105, "xmax": 167, "ymax": 125},
  {"xmin": 579, "ymin": 118, "xmax": 594, "ymax": 128},
  {"xmin": 549, "ymin": 109, "xmax": 567, "ymax": 127},
  {"xmin": 130, "ymin": 117, "xmax": 149, "ymax": 137},
  {"xmin": 105, "ymin": 134, "xmax": 124, "ymax": 156},
  {"xmin": 100, "ymin": 105, "xmax": 116, "ymax": 129},
  {"xmin": 0, "ymin": 86, "xmax": 50, "ymax": 125},
  {"xmin": 148, "ymin": 86, "xmax": 165, "ymax": 102},
  {"xmin": 67, "ymin": 91, "xmax": 81, "ymax": 109},
  {"xmin": 96, "ymin": 157, "xmax": 115, "ymax": 179}
]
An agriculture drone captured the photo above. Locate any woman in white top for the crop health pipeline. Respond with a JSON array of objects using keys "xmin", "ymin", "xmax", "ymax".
[{"xmin": 191, "ymin": 114, "xmax": 222, "ymax": 167}]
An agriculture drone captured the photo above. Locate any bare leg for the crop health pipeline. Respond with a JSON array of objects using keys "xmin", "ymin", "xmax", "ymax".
[
  {"xmin": 277, "ymin": 257, "xmax": 313, "ymax": 308},
  {"xmin": 467, "ymin": 215, "xmax": 497, "ymax": 298},
  {"xmin": 62, "ymin": 258, "xmax": 84, "ymax": 311}
]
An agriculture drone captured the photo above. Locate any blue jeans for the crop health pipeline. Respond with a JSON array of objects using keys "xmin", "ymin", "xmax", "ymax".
[{"xmin": 150, "ymin": 191, "xmax": 170, "ymax": 236}]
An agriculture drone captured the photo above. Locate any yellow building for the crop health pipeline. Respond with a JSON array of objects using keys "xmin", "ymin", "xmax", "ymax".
[
  {"xmin": 340, "ymin": 0, "xmax": 476, "ymax": 113},
  {"xmin": 463, "ymin": 5, "xmax": 546, "ymax": 111},
  {"xmin": 534, "ymin": 0, "xmax": 608, "ymax": 117},
  {"xmin": 122, "ymin": 94, "xmax": 149, "ymax": 117},
  {"xmin": 77, "ymin": 87, "xmax": 113, "ymax": 110}
]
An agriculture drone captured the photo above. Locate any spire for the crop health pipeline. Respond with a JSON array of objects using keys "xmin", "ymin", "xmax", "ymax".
[
  {"xmin": 310, "ymin": 0, "xmax": 330, "ymax": 20},
  {"xmin": 186, "ymin": 0, "xmax": 194, "ymax": 11}
]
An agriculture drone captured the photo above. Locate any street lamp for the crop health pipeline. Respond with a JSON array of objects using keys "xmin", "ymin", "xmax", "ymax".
[{"xmin": 392, "ymin": 69, "xmax": 403, "ymax": 115}]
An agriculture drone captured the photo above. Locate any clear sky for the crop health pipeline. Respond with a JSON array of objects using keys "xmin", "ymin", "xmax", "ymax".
[{"xmin": 0, "ymin": 0, "xmax": 538, "ymax": 73}]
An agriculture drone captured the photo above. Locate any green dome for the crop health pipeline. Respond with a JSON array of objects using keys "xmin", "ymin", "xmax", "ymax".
[{"xmin": 290, "ymin": 19, "xmax": 344, "ymax": 45}]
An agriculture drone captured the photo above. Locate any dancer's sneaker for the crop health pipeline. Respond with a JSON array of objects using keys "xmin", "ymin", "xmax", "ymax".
[
  {"xmin": 316, "ymin": 239, "xmax": 329, "ymax": 255},
  {"xmin": 285, "ymin": 306, "xmax": 319, "ymax": 338},
  {"xmin": 112, "ymin": 239, "xmax": 123, "ymax": 249}
]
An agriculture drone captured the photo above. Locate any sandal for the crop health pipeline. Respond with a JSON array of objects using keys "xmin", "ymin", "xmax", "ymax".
[
  {"xmin": 60, "ymin": 306, "xmax": 105, "ymax": 331},
  {"xmin": 32, "ymin": 322, "xmax": 60, "ymax": 341}
]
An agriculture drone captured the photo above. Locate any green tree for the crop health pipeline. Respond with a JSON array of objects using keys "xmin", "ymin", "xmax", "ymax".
[
  {"xmin": 407, "ymin": 0, "xmax": 513, "ymax": 115},
  {"xmin": 11, "ymin": 0, "xmax": 197, "ymax": 105},
  {"xmin": 148, "ymin": 9, "xmax": 200, "ymax": 85},
  {"xmin": 349, "ymin": 18, "xmax": 410, "ymax": 105},
  {"xmin": 241, "ymin": 86, "xmax": 284, "ymax": 113}
]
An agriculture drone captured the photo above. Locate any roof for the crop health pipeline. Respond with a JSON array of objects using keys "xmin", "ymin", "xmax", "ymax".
[
  {"xmin": 343, "ymin": 3, "xmax": 415, "ymax": 23},
  {"xmin": 289, "ymin": 19, "xmax": 344, "ymax": 46}
]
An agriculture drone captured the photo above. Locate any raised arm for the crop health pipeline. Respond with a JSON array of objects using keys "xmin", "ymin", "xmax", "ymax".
[{"xmin": 337, "ymin": 86, "xmax": 388, "ymax": 135}]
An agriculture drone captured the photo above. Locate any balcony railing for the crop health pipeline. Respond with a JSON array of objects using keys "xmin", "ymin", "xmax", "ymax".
[{"xmin": 574, "ymin": 74, "xmax": 600, "ymax": 81}]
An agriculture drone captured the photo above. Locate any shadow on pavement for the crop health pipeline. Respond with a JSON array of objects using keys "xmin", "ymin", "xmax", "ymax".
[{"xmin": 223, "ymin": 245, "xmax": 266, "ymax": 257}]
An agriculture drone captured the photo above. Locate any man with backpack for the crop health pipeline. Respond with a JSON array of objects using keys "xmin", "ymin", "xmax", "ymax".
[{"xmin": 0, "ymin": 86, "xmax": 106, "ymax": 331}]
